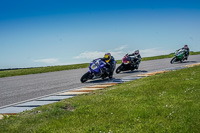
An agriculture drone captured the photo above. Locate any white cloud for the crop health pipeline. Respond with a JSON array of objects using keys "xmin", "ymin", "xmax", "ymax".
[
  {"xmin": 74, "ymin": 47, "xmax": 127, "ymax": 61},
  {"xmin": 34, "ymin": 58, "xmax": 59, "ymax": 64},
  {"xmin": 74, "ymin": 51, "xmax": 105, "ymax": 59},
  {"xmin": 74, "ymin": 45, "xmax": 128, "ymax": 60},
  {"xmin": 114, "ymin": 45, "xmax": 127, "ymax": 51},
  {"xmin": 74, "ymin": 51, "xmax": 126, "ymax": 61},
  {"xmin": 74, "ymin": 46, "xmax": 172, "ymax": 62},
  {"xmin": 74, "ymin": 51, "xmax": 125, "ymax": 60}
]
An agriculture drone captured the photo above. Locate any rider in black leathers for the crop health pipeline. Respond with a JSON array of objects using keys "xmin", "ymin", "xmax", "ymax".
[
  {"xmin": 128, "ymin": 50, "xmax": 141, "ymax": 69},
  {"xmin": 101, "ymin": 53, "xmax": 116, "ymax": 79},
  {"xmin": 178, "ymin": 45, "xmax": 189, "ymax": 60}
]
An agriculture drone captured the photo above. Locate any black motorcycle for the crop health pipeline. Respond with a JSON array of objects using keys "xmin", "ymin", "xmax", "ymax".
[{"xmin": 116, "ymin": 54, "xmax": 138, "ymax": 74}]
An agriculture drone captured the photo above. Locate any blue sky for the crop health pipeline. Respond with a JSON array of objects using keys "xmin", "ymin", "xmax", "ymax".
[{"xmin": 1, "ymin": 0, "xmax": 200, "ymax": 69}]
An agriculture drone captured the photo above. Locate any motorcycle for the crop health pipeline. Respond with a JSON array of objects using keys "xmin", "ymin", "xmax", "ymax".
[
  {"xmin": 170, "ymin": 49, "xmax": 186, "ymax": 64},
  {"xmin": 116, "ymin": 54, "xmax": 138, "ymax": 74},
  {"xmin": 80, "ymin": 59, "xmax": 110, "ymax": 83}
]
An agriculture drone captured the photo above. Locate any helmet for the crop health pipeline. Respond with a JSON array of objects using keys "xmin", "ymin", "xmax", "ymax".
[
  {"xmin": 184, "ymin": 45, "xmax": 188, "ymax": 48},
  {"xmin": 134, "ymin": 50, "xmax": 139, "ymax": 55},
  {"xmin": 104, "ymin": 53, "xmax": 111, "ymax": 63}
]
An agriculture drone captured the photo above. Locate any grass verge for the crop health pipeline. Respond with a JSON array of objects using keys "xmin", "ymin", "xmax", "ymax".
[
  {"xmin": 0, "ymin": 51, "xmax": 200, "ymax": 78},
  {"xmin": 0, "ymin": 63, "xmax": 89, "ymax": 78},
  {"xmin": 1, "ymin": 65, "xmax": 200, "ymax": 132}
]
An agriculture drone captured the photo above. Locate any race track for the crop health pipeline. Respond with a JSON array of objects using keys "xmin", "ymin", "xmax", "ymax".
[{"xmin": 0, "ymin": 54, "xmax": 200, "ymax": 107}]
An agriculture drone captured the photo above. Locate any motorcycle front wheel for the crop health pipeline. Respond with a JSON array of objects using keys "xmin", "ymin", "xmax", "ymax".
[
  {"xmin": 116, "ymin": 65, "xmax": 123, "ymax": 74},
  {"xmin": 80, "ymin": 72, "xmax": 90, "ymax": 83},
  {"xmin": 170, "ymin": 57, "xmax": 176, "ymax": 64}
]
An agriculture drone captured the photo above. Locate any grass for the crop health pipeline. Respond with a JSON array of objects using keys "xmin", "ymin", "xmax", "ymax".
[
  {"xmin": 141, "ymin": 53, "xmax": 174, "ymax": 61},
  {"xmin": 1, "ymin": 65, "xmax": 200, "ymax": 132},
  {"xmin": 190, "ymin": 51, "xmax": 200, "ymax": 55},
  {"xmin": 0, "ymin": 63, "xmax": 89, "ymax": 78},
  {"xmin": 0, "ymin": 51, "xmax": 199, "ymax": 78}
]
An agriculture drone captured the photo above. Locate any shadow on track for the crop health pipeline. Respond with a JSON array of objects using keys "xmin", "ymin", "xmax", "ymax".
[
  {"xmin": 117, "ymin": 70, "xmax": 148, "ymax": 74},
  {"xmin": 184, "ymin": 61, "xmax": 198, "ymax": 63},
  {"xmin": 83, "ymin": 78, "xmax": 115, "ymax": 84},
  {"xmin": 171, "ymin": 60, "xmax": 197, "ymax": 64}
]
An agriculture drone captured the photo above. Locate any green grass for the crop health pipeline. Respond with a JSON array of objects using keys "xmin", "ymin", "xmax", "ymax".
[
  {"xmin": 190, "ymin": 51, "xmax": 200, "ymax": 55},
  {"xmin": 0, "ymin": 63, "xmax": 89, "ymax": 78},
  {"xmin": 141, "ymin": 53, "xmax": 174, "ymax": 61},
  {"xmin": 0, "ymin": 51, "xmax": 200, "ymax": 78},
  {"xmin": 1, "ymin": 65, "xmax": 200, "ymax": 133}
]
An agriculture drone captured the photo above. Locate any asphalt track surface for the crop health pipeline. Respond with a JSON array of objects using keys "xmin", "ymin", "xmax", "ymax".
[{"xmin": 0, "ymin": 54, "xmax": 200, "ymax": 108}]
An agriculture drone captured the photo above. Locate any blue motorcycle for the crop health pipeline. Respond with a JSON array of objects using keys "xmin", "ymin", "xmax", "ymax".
[{"xmin": 80, "ymin": 59, "xmax": 109, "ymax": 83}]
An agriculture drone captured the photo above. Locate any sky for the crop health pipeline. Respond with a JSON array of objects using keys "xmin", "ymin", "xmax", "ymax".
[{"xmin": 1, "ymin": 0, "xmax": 200, "ymax": 69}]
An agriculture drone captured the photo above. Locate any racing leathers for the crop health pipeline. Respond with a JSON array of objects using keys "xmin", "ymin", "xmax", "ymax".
[
  {"xmin": 178, "ymin": 47, "xmax": 189, "ymax": 60},
  {"xmin": 128, "ymin": 53, "xmax": 141, "ymax": 69},
  {"xmin": 101, "ymin": 56, "xmax": 116, "ymax": 79}
]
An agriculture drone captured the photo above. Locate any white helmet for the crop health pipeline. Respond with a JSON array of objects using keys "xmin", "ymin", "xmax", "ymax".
[{"xmin": 134, "ymin": 50, "xmax": 139, "ymax": 55}]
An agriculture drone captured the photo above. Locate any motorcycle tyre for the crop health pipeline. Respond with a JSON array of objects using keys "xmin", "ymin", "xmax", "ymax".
[
  {"xmin": 80, "ymin": 72, "xmax": 90, "ymax": 83},
  {"xmin": 116, "ymin": 65, "xmax": 123, "ymax": 74},
  {"xmin": 170, "ymin": 57, "xmax": 176, "ymax": 64}
]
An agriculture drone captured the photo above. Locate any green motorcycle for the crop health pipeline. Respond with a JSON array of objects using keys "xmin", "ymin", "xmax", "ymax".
[{"xmin": 170, "ymin": 49, "xmax": 186, "ymax": 64}]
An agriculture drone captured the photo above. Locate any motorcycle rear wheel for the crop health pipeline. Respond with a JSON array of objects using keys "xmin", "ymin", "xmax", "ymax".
[
  {"xmin": 80, "ymin": 72, "xmax": 90, "ymax": 83},
  {"xmin": 180, "ymin": 58, "xmax": 184, "ymax": 63}
]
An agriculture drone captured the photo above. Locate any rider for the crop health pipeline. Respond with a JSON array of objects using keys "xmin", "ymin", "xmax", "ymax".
[
  {"xmin": 178, "ymin": 45, "xmax": 190, "ymax": 60},
  {"xmin": 128, "ymin": 50, "xmax": 141, "ymax": 69},
  {"xmin": 183, "ymin": 45, "xmax": 190, "ymax": 60},
  {"xmin": 101, "ymin": 53, "xmax": 116, "ymax": 79}
]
